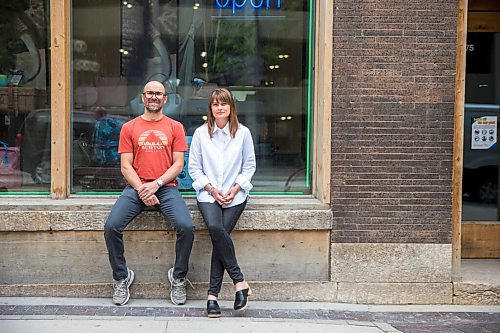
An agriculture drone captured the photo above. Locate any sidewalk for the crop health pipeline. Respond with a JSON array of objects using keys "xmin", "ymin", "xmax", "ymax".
[{"xmin": 1, "ymin": 297, "xmax": 499, "ymax": 333}]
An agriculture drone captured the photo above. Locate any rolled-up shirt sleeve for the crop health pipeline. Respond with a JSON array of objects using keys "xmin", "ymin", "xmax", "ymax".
[
  {"xmin": 235, "ymin": 128, "xmax": 256, "ymax": 193},
  {"xmin": 188, "ymin": 129, "xmax": 210, "ymax": 191}
]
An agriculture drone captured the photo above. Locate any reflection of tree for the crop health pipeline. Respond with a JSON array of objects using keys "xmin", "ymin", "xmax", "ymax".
[
  {"xmin": 121, "ymin": 0, "xmax": 177, "ymax": 82},
  {"xmin": 0, "ymin": 2, "xmax": 29, "ymax": 73},
  {"xmin": 0, "ymin": 0, "xmax": 47, "ymax": 83},
  {"xmin": 209, "ymin": 21, "xmax": 280, "ymax": 86}
]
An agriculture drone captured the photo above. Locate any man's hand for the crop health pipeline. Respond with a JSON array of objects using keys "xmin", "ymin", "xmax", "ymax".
[
  {"xmin": 143, "ymin": 194, "xmax": 160, "ymax": 206},
  {"xmin": 137, "ymin": 181, "xmax": 160, "ymax": 204}
]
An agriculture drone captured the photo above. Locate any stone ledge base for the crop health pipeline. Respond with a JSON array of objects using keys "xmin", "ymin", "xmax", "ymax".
[
  {"xmin": 337, "ymin": 282, "xmax": 453, "ymax": 305},
  {"xmin": 453, "ymin": 283, "xmax": 500, "ymax": 305},
  {"xmin": 0, "ymin": 281, "xmax": 460, "ymax": 304},
  {"xmin": 0, "ymin": 282, "xmax": 338, "ymax": 302},
  {"xmin": 331, "ymin": 243, "xmax": 452, "ymax": 283}
]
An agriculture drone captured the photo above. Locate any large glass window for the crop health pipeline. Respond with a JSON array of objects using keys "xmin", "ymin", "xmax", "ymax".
[
  {"xmin": 71, "ymin": 0, "xmax": 313, "ymax": 194},
  {"xmin": 0, "ymin": 1, "xmax": 50, "ymax": 193},
  {"xmin": 462, "ymin": 31, "xmax": 500, "ymax": 220}
]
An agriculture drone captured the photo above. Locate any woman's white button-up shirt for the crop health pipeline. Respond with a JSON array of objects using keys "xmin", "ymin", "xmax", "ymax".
[{"xmin": 188, "ymin": 123, "xmax": 256, "ymax": 207}]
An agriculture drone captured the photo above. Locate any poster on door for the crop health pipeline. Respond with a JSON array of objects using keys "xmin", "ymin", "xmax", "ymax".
[{"xmin": 471, "ymin": 116, "xmax": 497, "ymax": 150}]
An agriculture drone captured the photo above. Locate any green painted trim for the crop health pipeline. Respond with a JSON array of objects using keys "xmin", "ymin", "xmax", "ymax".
[
  {"xmin": 250, "ymin": 191, "xmax": 304, "ymax": 195},
  {"xmin": 305, "ymin": 0, "xmax": 314, "ymax": 188},
  {"xmin": 179, "ymin": 191, "xmax": 196, "ymax": 195},
  {"xmin": 75, "ymin": 192, "xmax": 121, "ymax": 195},
  {"xmin": 0, "ymin": 192, "xmax": 50, "ymax": 195}
]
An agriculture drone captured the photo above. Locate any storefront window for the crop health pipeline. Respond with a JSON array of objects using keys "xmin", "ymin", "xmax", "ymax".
[
  {"xmin": 0, "ymin": 1, "xmax": 50, "ymax": 193},
  {"xmin": 462, "ymin": 32, "xmax": 500, "ymax": 220},
  {"xmin": 71, "ymin": 0, "xmax": 313, "ymax": 194}
]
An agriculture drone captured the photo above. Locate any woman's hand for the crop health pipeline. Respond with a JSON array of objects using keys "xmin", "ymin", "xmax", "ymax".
[
  {"xmin": 210, "ymin": 188, "xmax": 226, "ymax": 205},
  {"xmin": 222, "ymin": 185, "xmax": 241, "ymax": 205}
]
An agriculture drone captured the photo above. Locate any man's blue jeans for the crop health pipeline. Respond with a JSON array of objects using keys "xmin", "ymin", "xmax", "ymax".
[
  {"xmin": 197, "ymin": 199, "xmax": 247, "ymax": 297},
  {"xmin": 104, "ymin": 185, "xmax": 195, "ymax": 281}
]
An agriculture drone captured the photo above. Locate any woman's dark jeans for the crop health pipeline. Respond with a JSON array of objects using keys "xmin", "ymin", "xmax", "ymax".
[
  {"xmin": 104, "ymin": 185, "xmax": 195, "ymax": 281},
  {"xmin": 197, "ymin": 199, "xmax": 247, "ymax": 297}
]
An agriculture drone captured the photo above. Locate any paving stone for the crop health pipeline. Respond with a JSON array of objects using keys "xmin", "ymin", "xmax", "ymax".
[{"xmin": 0, "ymin": 303, "xmax": 499, "ymax": 332}]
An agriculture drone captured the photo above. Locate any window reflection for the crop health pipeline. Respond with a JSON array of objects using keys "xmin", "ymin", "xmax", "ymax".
[
  {"xmin": 463, "ymin": 32, "xmax": 500, "ymax": 220},
  {"xmin": 72, "ymin": 0, "xmax": 312, "ymax": 194},
  {"xmin": 0, "ymin": 1, "xmax": 50, "ymax": 192}
]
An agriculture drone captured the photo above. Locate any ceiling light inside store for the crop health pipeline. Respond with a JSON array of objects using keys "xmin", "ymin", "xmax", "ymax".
[
  {"xmin": 127, "ymin": 4, "xmax": 133, "ymax": 8},
  {"xmin": 281, "ymin": 116, "xmax": 286, "ymax": 120},
  {"xmin": 202, "ymin": 116, "xmax": 207, "ymax": 121},
  {"xmin": 200, "ymin": 51, "xmax": 207, "ymax": 57},
  {"xmin": 202, "ymin": 63, "xmax": 208, "ymax": 68},
  {"xmin": 123, "ymin": 1, "xmax": 128, "ymax": 4}
]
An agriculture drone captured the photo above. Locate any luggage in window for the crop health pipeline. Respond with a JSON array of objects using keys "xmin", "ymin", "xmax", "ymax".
[{"xmin": 0, "ymin": 141, "xmax": 21, "ymax": 190}]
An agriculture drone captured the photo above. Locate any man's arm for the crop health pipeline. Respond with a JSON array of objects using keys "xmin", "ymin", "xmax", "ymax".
[
  {"xmin": 157, "ymin": 151, "xmax": 185, "ymax": 185},
  {"xmin": 120, "ymin": 152, "xmax": 143, "ymax": 190},
  {"xmin": 121, "ymin": 152, "xmax": 159, "ymax": 206}
]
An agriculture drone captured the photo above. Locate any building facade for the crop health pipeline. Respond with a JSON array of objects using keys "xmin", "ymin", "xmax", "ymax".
[{"xmin": 0, "ymin": 0, "xmax": 498, "ymax": 304}]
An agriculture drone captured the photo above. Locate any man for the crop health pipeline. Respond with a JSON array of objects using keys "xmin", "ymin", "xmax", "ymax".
[{"xmin": 104, "ymin": 80, "xmax": 195, "ymax": 306}]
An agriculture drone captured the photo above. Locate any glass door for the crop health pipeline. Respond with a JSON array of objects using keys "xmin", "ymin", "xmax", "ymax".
[{"xmin": 462, "ymin": 0, "xmax": 500, "ymax": 258}]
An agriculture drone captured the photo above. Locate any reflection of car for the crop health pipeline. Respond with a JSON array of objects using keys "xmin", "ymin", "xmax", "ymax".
[
  {"xmin": 17, "ymin": 109, "xmax": 95, "ymax": 183},
  {"xmin": 16, "ymin": 109, "xmax": 128, "ymax": 184},
  {"xmin": 463, "ymin": 165, "xmax": 498, "ymax": 204},
  {"xmin": 463, "ymin": 104, "xmax": 500, "ymax": 204}
]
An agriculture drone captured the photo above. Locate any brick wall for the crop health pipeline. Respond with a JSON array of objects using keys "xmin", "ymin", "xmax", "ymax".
[{"xmin": 331, "ymin": 1, "xmax": 458, "ymax": 243}]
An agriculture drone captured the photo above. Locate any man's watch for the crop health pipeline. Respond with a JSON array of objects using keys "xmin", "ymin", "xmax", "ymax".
[{"xmin": 156, "ymin": 178, "xmax": 165, "ymax": 187}]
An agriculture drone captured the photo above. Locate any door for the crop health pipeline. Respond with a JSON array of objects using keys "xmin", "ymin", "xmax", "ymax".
[{"xmin": 462, "ymin": 0, "xmax": 500, "ymax": 258}]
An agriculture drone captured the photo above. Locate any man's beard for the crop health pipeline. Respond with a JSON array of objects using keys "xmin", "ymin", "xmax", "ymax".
[{"xmin": 145, "ymin": 102, "xmax": 162, "ymax": 113}]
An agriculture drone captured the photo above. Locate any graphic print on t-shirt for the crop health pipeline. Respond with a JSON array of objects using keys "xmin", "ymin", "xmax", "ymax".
[{"xmin": 137, "ymin": 129, "xmax": 169, "ymax": 152}]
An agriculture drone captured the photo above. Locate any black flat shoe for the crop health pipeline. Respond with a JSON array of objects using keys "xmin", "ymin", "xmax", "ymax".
[
  {"xmin": 207, "ymin": 300, "xmax": 222, "ymax": 318},
  {"xmin": 233, "ymin": 287, "xmax": 251, "ymax": 311}
]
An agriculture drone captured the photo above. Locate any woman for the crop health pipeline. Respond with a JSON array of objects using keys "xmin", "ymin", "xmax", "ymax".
[{"xmin": 188, "ymin": 88, "xmax": 256, "ymax": 318}]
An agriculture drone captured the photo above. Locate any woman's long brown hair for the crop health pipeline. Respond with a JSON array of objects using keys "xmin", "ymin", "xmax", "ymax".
[{"xmin": 206, "ymin": 88, "xmax": 239, "ymax": 138}]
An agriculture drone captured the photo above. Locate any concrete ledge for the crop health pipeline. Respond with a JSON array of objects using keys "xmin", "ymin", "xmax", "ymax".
[
  {"xmin": 0, "ymin": 195, "xmax": 330, "ymax": 211},
  {"xmin": 0, "ymin": 230, "xmax": 331, "ymax": 284},
  {"xmin": 337, "ymin": 283, "xmax": 453, "ymax": 305},
  {"xmin": 453, "ymin": 283, "xmax": 500, "ymax": 305},
  {"xmin": 0, "ymin": 282, "xmax": 338, "ymax": 302},
  {"xmin": 0, "ymin": 196, "xmax": 332, "ymax": 231}
]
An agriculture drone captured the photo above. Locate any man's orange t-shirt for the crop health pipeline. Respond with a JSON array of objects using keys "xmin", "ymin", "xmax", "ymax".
[{"xmin": 118, "ymin": 116, "xmax": 188, "ymax": 186}]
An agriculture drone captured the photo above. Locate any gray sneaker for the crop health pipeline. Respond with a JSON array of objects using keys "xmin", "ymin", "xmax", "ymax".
[
  {"xmin": 113, "ymin": 268, "xmax": 134, "ymax": 306},
  {"xmin": 167, "ymin": 267, "xmax": 193, "ymax": 305}
]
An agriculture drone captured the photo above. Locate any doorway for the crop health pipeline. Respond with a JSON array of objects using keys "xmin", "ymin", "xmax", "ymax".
[{"xmin": 461, "ymin": 0, "xmax": 500, "ymax": 258}]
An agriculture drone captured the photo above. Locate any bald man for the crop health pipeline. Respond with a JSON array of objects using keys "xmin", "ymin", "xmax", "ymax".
[{"xmin": 104, "ymin": 81, "xmax": 194, "ymax": 306}]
